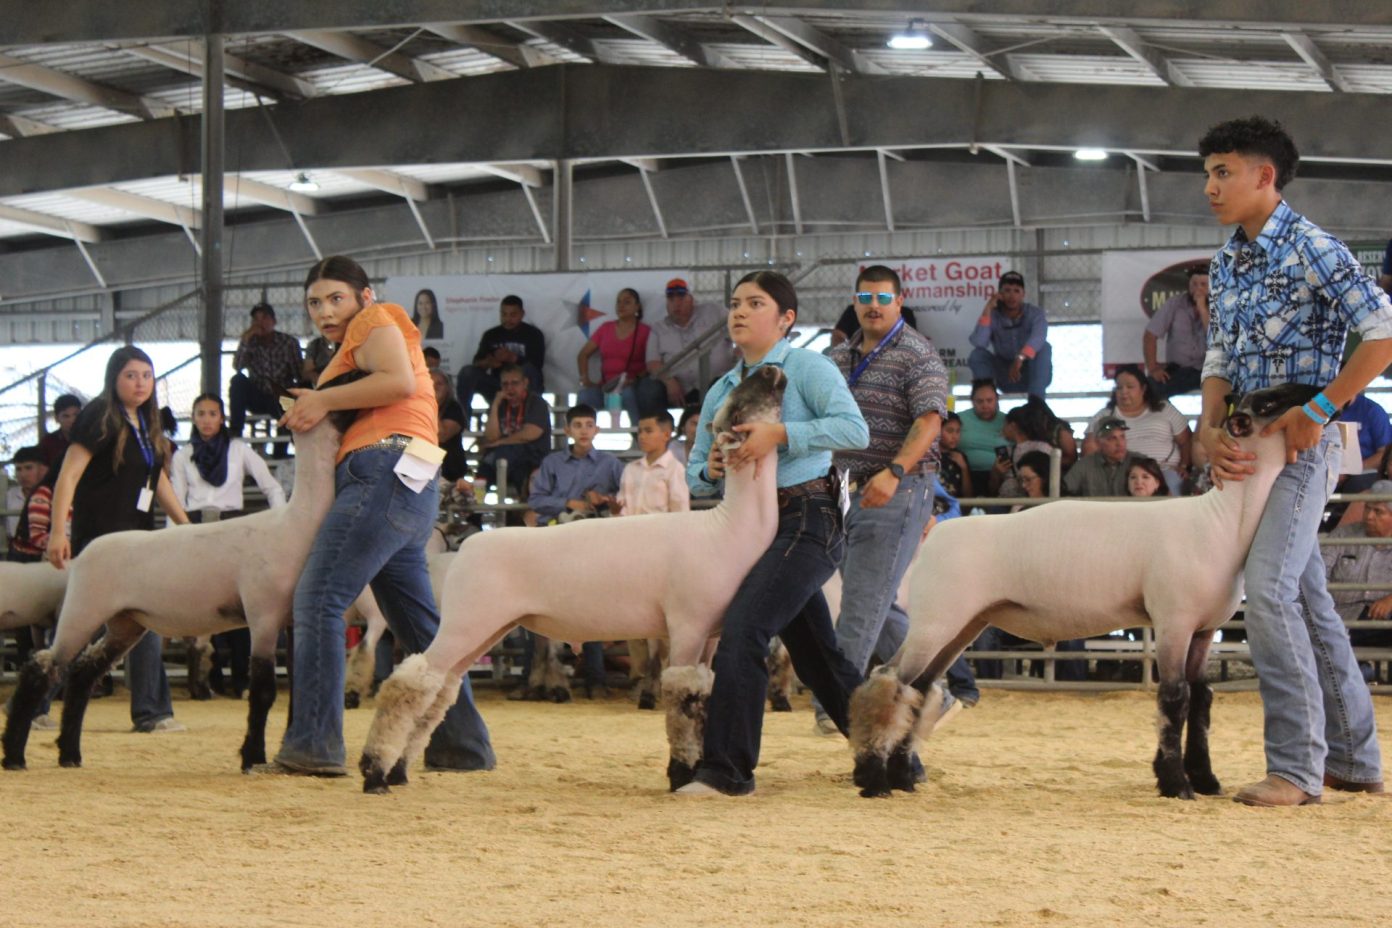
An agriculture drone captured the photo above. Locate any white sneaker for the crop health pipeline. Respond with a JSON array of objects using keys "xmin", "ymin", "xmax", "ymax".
[
  {"xmin": 31, "ymin": 714, "xmax": 58, "ymax": 731},
  {"xmin": 674, "ymin": 781, "xmax": 749, "ymax": 797},
  {"xmin": 813, "ymin": 716, "xmax": 840, "ymax": 737},
  {"xmin": 135, "ymin": 718, "xmax": 187, "ymax": 733}
]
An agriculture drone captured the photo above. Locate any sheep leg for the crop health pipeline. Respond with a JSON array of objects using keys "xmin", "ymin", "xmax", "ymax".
[
  {"xmin": 661, "ymin": 664, "xmax": 713, "ymax": 791},
  {"xmin": 2, "ymin": 650, "xmax": 60, "ymax": 771},
  {"xmin": 58, "ymin": 617, "xmax": 145, "ymax": 768},
  {"xmin": 394, "ymin": 671, "xmax": 464, "ymax": 784},
  {"xmin": 540, "ymin": 638, "xmax": 571, "ymax": 703},
  {"xmin": 637, "ymin": 638, "xmax": 667, "ymax": 711},
  {"xmin": 186, "ymin": 635, "xmax": 214, "ymax": 701},
  {"xmin": 239, "ymin": 656, "xmax": 277, "ymax": 772},
  {"xmin": 1152, "ymin": 679, "xmax": 1193, "ymax": 799},
  {"xmin": 359, "ymin": 654, "xmax": 446, "ymax": 795},
  {"xmin": 766, "ymin": 637, "xmax": 793, "ymax": 712},
  {"xmin": 849, "ymin": 667, "xmax": 924, "ymax": 798},
  {"xmin": 1182, "ymin": 630, "xmax": 1221, "ymax": 795},
  {"xmin": 343, "ymin": 639, "xmax": 374, "ymax": 710}
]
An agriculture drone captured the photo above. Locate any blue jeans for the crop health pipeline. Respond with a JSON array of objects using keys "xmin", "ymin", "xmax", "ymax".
[
  {"xmin": 968, "ymin": 343, "xmax": 1053, "ymax": 398},
  {"xmin": 578, "ymin": 378, "xmax": 668, "ymax": 428},
  {"xmin": 812, "ymin": 473, "xmax": 933, "ymax": 721},
  {"xmin": 277, "ymin": 448, "xmax": 495, "ymax": 771},
  {"xmin": 1148, "ymin": 364, "xmax": 1202, "ymax": 399},
  {"xmin": 127, "ymin": 632, "xmax": 174, "ymax": 728},
  {"xmin": 1243, "ymin": 427, "xmax": 1382, "ymax": 794},
  {"xmin": 693, "ymin": 492, "xmax": 861, "ymax": 795}
]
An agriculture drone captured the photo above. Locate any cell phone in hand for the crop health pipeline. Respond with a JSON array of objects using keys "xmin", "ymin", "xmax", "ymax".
[{"xmin": 994, "ymin": 445, "xmax": 1011, "ymax": 462}]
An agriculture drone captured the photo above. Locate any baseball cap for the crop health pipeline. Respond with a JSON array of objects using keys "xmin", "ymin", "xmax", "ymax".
[
  {"xmin": 665, "ymin": 278, "xmax": 690, "ymax": 295},
  {"xmin": 1368, "ymin": 480, "xmax": 1392, "ymax": 498},
  {"xmin": 998, "ymin": 271, "xmax": 1025, "ymax": 289},
  {"xmin": 1096, "ymin": 416, "xmax": 1129, "ymax": 434}
]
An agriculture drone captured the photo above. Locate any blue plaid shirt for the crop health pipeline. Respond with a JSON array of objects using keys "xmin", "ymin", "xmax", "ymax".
[
  {"xmin": 687, "ymin": 338, "xmax": 869, "ymax": 496},
  {"xmin": 1202, "ymin": 200, "xmax": 1392, "ymax": 393}
]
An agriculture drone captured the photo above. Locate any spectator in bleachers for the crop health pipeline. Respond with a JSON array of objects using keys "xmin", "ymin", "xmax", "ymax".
[
  {"xmin": 829, "ymin": 303, "xmax": 919, "ymax": 347},
  {"xmin": 967, "ymin": 270, "xmax": 1053, "ymax": 399},
  {"xmin": 430, "ymin": 370, "xmax": 468, "ymax": 484},
  {"xmin": 422, "ymin": 345, "xmax": 443, "ymax": 372},
  {"xmin": 990, "ymin": 399, "xmax": 1058, "ymax": 497},
  {"xmin": 669, "ymin": 406, "xmax": 700, "ymax": 466},
  {"xmin": 1063, "ymin": 417, "xmax": 1137, "ymax": 497},
  {"xmin": 524, "ymin": 403, "xmax": 624, "ymax": 528},
  {"xmin": 1339, "ymin": 391, "xmax": 1392, "ymax": 477},
  {"xmin": 7, "ymin": 446, "xmax": 52, "ymax": 563},
  {"xmin": 477, "ymin": 363, "xmax": 551, "ymax": 497},
  {"xmin": 1083, "ymin": 364, "xmax": 1191, "ymax": 494},
  {"xmin": 411, "ymin": 288, "xmax": 444, "ymax": 340},
  {"xmin": 937, "ymin": 412, "xmax": 973, "ymax": 499},
  {"xmin": 1144, "ymin": 265, "xmax": 1210, "ymax": 398},
  {"xmin": 644, "ymin": 277, "xmax": 735, "ymax": 411},
  {"xmin": 958, "ymin": 379, "xmax": 1006, "ymax": 495},
  {"xmin": 1126, "ymin": 455, "xmax": 1171, "ymax": 497},
  {"xmin": 456, "ymin": 295, "xmax": 547, "ymax": 423},
  {"xmin": 1322, "ymin": 480, "xmax": 1392, "ymax": 680},
  {"xmin": 1008, "ymin": 449, "xmax": 1053, "ymax": 508},
  {"xmin": 37, "ymin": 393, "xmax": 82, "ymax": 470},
  {"xmin": 577, "ymin": 288, "xmax": 655, "ymax": 430},
  {"xmin": 170, "ymin": 393, "xmax": 286, "ymax": 698},
  {"xmin": 48, "ymin": 345, "xmax": 191, "ymax": 732},
  {"xmin": 229, "ymin": 302, "xmax": 302, "ymax": 460}
]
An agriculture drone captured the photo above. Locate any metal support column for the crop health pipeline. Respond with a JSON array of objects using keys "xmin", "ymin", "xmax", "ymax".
[
  {"xmin": 200, "ymin": 29, "xmax": 226, "ymax": 397},
  {"xmin": 553, "ymin": 159, "xmax": 572, "ymax": 271}
]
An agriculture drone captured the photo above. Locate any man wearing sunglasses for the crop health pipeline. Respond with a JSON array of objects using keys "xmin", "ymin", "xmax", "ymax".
[
  {"xmin": 967, "ymin": 270, "xmax": 1053, "ymax": 400},
  {"xmin": 815, "ymin": 265, "xmax": 955, "ymax": 734}
]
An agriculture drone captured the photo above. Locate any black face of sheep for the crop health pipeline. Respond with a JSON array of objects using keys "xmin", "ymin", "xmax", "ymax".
[
  {"xmin": 1223, "ymin": 383, "xmax": 1329, "ymax": 439},
  {"xmin": 710, "ymin": 365, "xmax": 788, "ymax": 450}
]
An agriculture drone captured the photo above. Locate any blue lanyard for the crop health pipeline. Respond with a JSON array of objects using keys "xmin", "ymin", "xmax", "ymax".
[
  {"xmin": 132, "ymin": 411, "xmax": 155, "ymax": 471},
  {"xmin": 847, "ymin": 317, "xmax": 905, "ymax": 387}
]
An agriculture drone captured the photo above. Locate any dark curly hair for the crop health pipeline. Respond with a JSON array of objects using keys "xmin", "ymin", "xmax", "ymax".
[{"xmin": 1197, "ymin": 116, "xmax": 1299, "ymax": 191}]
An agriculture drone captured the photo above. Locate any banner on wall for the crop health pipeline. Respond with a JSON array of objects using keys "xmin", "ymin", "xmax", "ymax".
[
  {"xmin": 882, "ymin": 256, "xmax": 1013, "ymax": 376},
  {"xmin": 382, "ymin": 270, "xmax": 688, "ymax": 396},
  {"xmin": 1100, "ymin": 248, "xmax": 1212, "ymax": 374}
]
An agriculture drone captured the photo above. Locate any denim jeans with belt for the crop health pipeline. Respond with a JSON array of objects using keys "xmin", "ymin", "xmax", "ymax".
[
  {"xmin": 692, "ymin": 490, "xmax": 862, "ymax": 795},
  {"xmin": 276, "ymin": 447, "xmax": 496, "ymax": 771},
  {"xmin": 811, "ymin": 473, "xmax": 933, "ymax": 722},
  {"xmin": 1243, "ymin": 427, "xmax": 1382, "ymax": 794}
]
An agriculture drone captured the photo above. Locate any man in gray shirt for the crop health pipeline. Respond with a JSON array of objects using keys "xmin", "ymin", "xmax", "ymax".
[
  {"xmin": 1323, "ymin": 482, "xmax": 1392, "ymax": 627},
  {"xmin": 1062, "ymin": 417, "xmax": 1136, "ymax": 496},
  {"xmin": 1144, "ymin": 266, "xmax": 1209, "ymax": 398},
  {"xmin": 643, "ymin": 277, "xmax": 734, "ymax": 410}
]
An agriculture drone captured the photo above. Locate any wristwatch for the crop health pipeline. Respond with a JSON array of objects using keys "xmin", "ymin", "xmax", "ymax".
[{"xmin": 885, "ymin": 462, "xmax": 905, "ymax": 480}]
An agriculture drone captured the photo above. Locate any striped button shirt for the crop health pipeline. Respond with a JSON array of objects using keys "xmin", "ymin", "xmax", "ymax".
[
  {"xmin": 828, "ymin": 325, "xmax": 949, "ymax": 480},
  {"xmin": 1202, "ymin": 200, "xmax": 1392, "ymax": 393}
]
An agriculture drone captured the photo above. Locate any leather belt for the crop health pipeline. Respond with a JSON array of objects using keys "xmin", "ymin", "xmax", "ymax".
[
  {"xmin": 347, "ymin": 433, "xmax": 413, "ymax": 456},
  {"xmin": 776, "ymin": 476, "xmax": 832, "ymax": 507},
  {"xmin": 847, "ymin": 465, "xmax": 930, "ymax": 494}
]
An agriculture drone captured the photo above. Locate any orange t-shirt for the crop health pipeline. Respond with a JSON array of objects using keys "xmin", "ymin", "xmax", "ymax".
[{"xmin": 317, "ymin": 302, "xmax": 437, "ymax": 462}]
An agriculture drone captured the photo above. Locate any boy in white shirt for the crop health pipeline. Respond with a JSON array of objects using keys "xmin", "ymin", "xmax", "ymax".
[
  {"xmin": 616, "ymin": 411, "xmax": 690, "ymax": 700},
  {"xmin": 615, "ymin": 411, "xmax": 690, "ymax": 517}
]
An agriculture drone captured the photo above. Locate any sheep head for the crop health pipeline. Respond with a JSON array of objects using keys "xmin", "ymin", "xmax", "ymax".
[
  {"xmin": 1224, "ymin": 383, "xmax": 1330, "ymax": 443},
  {"xmin": 710, "ymin": 365, "xmax": 788, "ymax": 453}
]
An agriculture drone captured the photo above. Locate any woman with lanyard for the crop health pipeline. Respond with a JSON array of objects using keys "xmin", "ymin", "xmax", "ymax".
[
  {"xmin": 272, "ymin": 255, "xmax": 494, "ymax": 776},
  {"xmin": 678, "ymin": 270, "xmax": 870, "ymax": 797},
  {"xmin": 170, "ymin": 392, "xmax": 287, "ymax": 698},
  {"xmin": 47, "ymin": 346, "xmax": 191, "ymax": 733}
]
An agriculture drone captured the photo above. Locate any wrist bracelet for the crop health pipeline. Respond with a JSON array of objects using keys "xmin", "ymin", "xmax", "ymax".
[
  {"xmin": 1311, "ymin": 391, "xmax": 1337, "ymax": 418},
  {"xmin": 1301, "ymin": 403, "xmax": 1329, "ymax": 425}
]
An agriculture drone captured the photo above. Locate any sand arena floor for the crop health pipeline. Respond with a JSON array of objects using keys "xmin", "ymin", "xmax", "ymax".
[{"xmin": 2, "ymin": 684, "xmax": 1390, "ymax": 928}]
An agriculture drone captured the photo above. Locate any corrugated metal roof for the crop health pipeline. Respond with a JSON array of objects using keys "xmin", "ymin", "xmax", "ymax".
[
  {"xmin": 1009, "ymin": 53, "xmax": 1167, "ymax": 85},
  {"xmin": 1, "ymin": 192, "xmax": 144, "ymax": 225}
]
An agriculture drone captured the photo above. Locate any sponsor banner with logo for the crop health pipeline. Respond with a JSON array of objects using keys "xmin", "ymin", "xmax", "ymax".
[
  {"xmin": 383, "ymin": 270, "xmax": 686, "ymax": 395},
  {"xmin": 875, "ymin": 256, "xmax": 1013, "ymax": 377},
  {"xmin": 1100, "ymin": 249, "xmax": 1211, "ymax": 374}
]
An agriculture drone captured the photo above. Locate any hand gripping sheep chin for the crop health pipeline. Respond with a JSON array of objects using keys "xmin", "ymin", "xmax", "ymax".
[
  {"xmin": 1, "ymin": 376, "xmax": 363, "ymax": 774},
  {"xmin": 848, "ymin": 384, "xmax": 1322, "ymax": 800},
  {"xmin": 359, "ymin": 365, "xmax": 788, "ymax": 795}
]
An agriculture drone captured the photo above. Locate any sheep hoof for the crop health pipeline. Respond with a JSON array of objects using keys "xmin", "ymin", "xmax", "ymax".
[
  {"xmin": 344, "ymin": 691, "xmax": 361, "ymax": 710},
  {"xmin": 358, "ymin": 754, "xmax": 392, "ymax": 795},
  {"xmin": 2, "ymin": 757, "xmax": 25, "ymax": 771},
  {"xmin": 853, "ymin": 754, "xmax": 893, "ymax": 798},
  {"xmin": 386, "ymin": 759, "xmax": 409, "ymax": 787},
  {"xmin": 549, "ymin": 687, "xmax": 571, "ymax": 704},
  {"xmin": 769, "ymin": 694, "xmax": 792, "ymax": 712},
  {"xmin": 188, "ymin": 684, "xmax": 213, "ymax": 701},
  {"xmin": 1188, "ymin": 772, "xmax": 1221, "ymax": 796},
  {"xmin": 885, "ymin": 746, "xmax": 919, "ymax": 793},
  {"xmin": 637, "ymin": 692, "xmax": 657, "ymax": 711},
  {"xmin": 59, "ymin": 757, "xmax": 82, "ymax": 769},
  {"xmin": 363, "ymin": 780, "xmax": 391, "ymax": 796},
  {"xmin": 667, "ymin": 758, "xmax": 696, "ymax": 792}
]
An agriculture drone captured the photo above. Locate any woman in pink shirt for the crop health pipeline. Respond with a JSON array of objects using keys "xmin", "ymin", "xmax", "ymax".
[{"xmin": 576, "ymin": 288, "xmax": 653, "ymax": 430}]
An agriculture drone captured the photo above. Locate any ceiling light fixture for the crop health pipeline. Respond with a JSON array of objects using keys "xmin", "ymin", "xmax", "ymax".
[
  {"xmin": 887, "ymin": 18, "xmax": 933, "ymax": 50},
  {"xmin": 289, "ymin": 171, "xmax": 320, "ymax": 192},
  {"xmin": 1074, "ymin": 148, "xmax": 1108, "ymax": 161}
]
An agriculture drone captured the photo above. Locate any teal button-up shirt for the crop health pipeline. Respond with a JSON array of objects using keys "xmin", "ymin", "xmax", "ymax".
[{"xmin": 686, "ymin": 338, "xmax": 869, "ymax": 496}]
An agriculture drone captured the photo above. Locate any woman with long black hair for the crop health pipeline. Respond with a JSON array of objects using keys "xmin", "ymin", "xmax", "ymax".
[{"xmin": 47, "ymin": 346, "xmax": 191, "ymax": 732}]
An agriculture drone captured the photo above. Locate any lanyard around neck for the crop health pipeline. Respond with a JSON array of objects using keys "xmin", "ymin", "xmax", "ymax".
[{"xmin": 848, "ymin": 317, "xmax": 905, "ymax": 387}]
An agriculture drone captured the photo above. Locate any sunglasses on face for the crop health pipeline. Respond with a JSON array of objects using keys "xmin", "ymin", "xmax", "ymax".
[{"xmin": 855, "ymin": 291, "xmax": 896, "ymax": 306}]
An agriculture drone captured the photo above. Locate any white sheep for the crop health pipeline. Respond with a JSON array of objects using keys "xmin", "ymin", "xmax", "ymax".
[
  {"xmin": 0, "ymin": 561, "xmax": 67, "ymax": 638},
  {"xmin": 358, "ymin": 365, "xmax": 787, "ymax": 794},
  {"xmin": 1, "ymin": 412, "xmax": 346, "ymax": 773},
  {"xmin": 849, "ymin": 384, "xmax": 1313, "ymax": 800}
]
